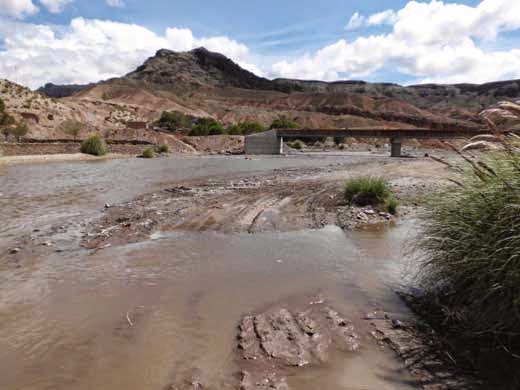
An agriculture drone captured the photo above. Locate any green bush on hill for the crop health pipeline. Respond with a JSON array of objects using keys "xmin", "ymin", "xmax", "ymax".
[
  {"xmin": 270, "ymin": 116, "xmax": 299, "ymax": 130},
  {"xmin": 80, "ymin": 134, "xmax": 108, "ymax": 156},
  {"xmin": 157, "ymin": 111, "xmax": 194, "ymax": 131},
  {"xmin": 189, "ymin": 118, "xmax": 225, "ymax": 136},
  {"xmin": 226, "ymin": 121, "xmax": 266, "ymax": 135},
  {"xmin": 226, "ymin": 124, "xmax": 242, "ymax": 135},
  {"xmin": 11, "ymin": 121, "xmax": 29, "ymax": 141},
  {"xmin": 0, "ymin": 97, "xmax": 15, "ymax": 141},
  {"xmin": 60, "ymin": 119, "xmax": 84, "ymax": 141}
]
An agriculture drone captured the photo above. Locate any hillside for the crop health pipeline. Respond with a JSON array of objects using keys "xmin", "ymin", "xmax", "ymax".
[{"xmin": 8, "ymin": 47, "xmax": 520, "ymax": 141}]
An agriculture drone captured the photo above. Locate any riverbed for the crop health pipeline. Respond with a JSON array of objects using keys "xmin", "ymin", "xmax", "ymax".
[{"xmin": 0, "ymin": 153, "xmax": 444, "ymax": 389}]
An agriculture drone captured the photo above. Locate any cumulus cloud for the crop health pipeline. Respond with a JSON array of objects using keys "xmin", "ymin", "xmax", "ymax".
[
  {"xmin": 0, "ymin": 0, "xmax": 38, "ymax": 19},
  {"xmin": 345, "ymin": 12, "xmax": 365, "ymax": 31},
  {"xmin": 0, "ymin": 17, "xmax": 259, "ymax": 88},
  {"xmin": 2, "ymin": 0, "xmax": 520, "ymax": 88},
  {"xmin": 272, "ymin": 0, "xmax": 520, "ymax": 84},
  {"xmin": 367, "ymin": 10, "xmax": 398, "ymax": 26},
  {"xmin": 39, "ymin": 0, "xmax": 73, "ymax": 13}
]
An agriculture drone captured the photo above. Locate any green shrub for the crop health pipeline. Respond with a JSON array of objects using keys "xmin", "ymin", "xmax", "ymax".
[
  {"xmin": 225, "ymin": 121, "xmax": 266, "ymax": 135},
  {"xmin": 142, "ymin": 148, "xmax": 155, "ymax": 158},
  {"xmin": 208, "ymin": 122, "xmax": 225, "ymax": 135},
  {"xmin": 189, "ymin": 125, "xmax": 209, "ymax": 136},
  {"xmin": 11, "ymin": 121, "xmax": 29, "ymax": 141},
  {"xmin": 0, "ymin": 97, "xmax": 15, "ymax": 141},
  {"xmin": 157, "ymin": 111, "xmax": 193, "ymax": 131},
  {"xmin": 289, "ymin": 140, "xmax": 304, "ymax": 150},
  {"xmin": 60, "ymin": 119, "xmax": 83, "ymax": 141},
  {"xmin": 238, "ymin": 121, "xmax": 265, "ymax": 135},
  {"xmin": 270, "ymin": 116, "xmax": 299, "ymax": 130},
  {"xmin": 344, "ymin": 177, "xmax": 391, "ymax": 206},
  {"xmin": 386, "ymin": 197, "xmax": 398, "ymax": 215},
  {"xmin": 156, "ymin": 144, "xmax": 169, "ymax": 154},
  {"xmin": 189, "ymin": 117, "xmax": 223, "ymax": 136},
  {"xmin": 80, "ymin": 134, "xmax": 108, "ymax": 156},
  {"xmin": 334, "ymin": 136, "xmax": 346, "ymax": 145},
  {"xmin": 226, "ymin": 124, "xmax": 242, "ymax": 135}
]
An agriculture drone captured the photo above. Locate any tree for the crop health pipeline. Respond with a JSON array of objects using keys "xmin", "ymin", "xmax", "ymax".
[
  {"xmin": 270, "ymin": 116, "xmax": 299, "ymax": 130},
  {"xmin": 157, "ymin": 111, "xmax": 193, "ymax": 131},
  {"xmin": 238, "ymin": 121, "xmax": 265, "ymax": 135},
  {"xmin": 11, "ymin": 121, "xmax": 29, "ymax": 142},
  {"xmin": 60, "ymin": 119, "xmax": 84, "ymax": 141},
  {"xmin": 208, "ymin": 122, "xmax": 225, "ymax": 135},
  {"xmin": 226, "ymin": 121, "xmax": 266, "ymax": 135},
  {"xmin": 189, "ymin": 117, "xmax": 223, "ymax": 136}
]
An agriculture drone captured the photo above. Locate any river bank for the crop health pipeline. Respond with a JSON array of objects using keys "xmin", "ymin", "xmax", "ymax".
[{"xmin": 0, "ymin": 152, "xmax": 477, "ymax": 389}]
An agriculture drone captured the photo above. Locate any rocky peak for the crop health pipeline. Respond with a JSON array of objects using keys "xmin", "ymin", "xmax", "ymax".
[{"xmin": 125, "ymin": 47, "xmax": 279, "ymax": 91}]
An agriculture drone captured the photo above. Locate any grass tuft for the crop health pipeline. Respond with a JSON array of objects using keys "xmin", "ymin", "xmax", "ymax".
[
  {"xmin": 156, "ymin": 144, "xmax": 169, "ymax": 154},
  {"xmin": 344, "ymin": 177, "xmax": 391, "ymax": 207},
  {"xmin": 141, "ymin": 148, "xmax": 155, "ymax": 158},
  {"xmin": 80, "ymin": 134, "xmax": 108, "ymax": 156},
  {"xmin": 386, "ymin": 197, "xmax": 399, "ymax": 215}
]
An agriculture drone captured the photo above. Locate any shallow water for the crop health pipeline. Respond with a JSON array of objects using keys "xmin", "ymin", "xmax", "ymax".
[
  {"xmin": 0, "ymin": 154, "xmax": 380, "ymax": 247},
  {"xmin": 0, "ymin": 155, "xmax": 420, "ymax": 389}
]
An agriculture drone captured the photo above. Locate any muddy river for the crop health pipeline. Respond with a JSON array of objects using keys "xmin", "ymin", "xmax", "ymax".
[{"xmin": 0, "ymin": 154, "xmax": 422, "ymax": 390}]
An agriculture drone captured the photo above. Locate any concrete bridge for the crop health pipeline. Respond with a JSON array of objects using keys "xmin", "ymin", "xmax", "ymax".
[{"xmin": 244, "ymin": 128, "xmax": 490, "ymax": 157}]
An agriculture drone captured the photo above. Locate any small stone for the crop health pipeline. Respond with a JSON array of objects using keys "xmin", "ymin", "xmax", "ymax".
[
  {"xmin": 104, "ymin": 203, "xmax": 111, "ymax": 209},
  {"xmin": 8, "ymin": 247, "xmax": 20, "ymax": 254},
  {"xmin": 391, "ymin": 319, "xmax": 406, "ymax": 329}
]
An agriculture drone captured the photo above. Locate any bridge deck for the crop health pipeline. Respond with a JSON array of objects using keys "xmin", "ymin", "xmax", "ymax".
[
  {"xmin": 276, "ymin": 128, "xmax": 486, "ymax": 139},
  {"xmin": 244, "ymin": 127, "xmax": 515, "ymax": 157}
]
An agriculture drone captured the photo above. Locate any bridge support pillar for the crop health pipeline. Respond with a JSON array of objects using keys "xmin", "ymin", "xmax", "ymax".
[{"xmin": 390, "ymin": 138, "xmax": 402, "ymax": 157}]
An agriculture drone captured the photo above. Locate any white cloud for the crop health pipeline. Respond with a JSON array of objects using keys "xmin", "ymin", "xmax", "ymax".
[
  {"xmin": 272, "ymin": 0, "xmax": 520, "ymax": 84},
  {"xmin": 38, "ymin": 0, "xmax": 73, "ymax": 13},
  {"xmin": 0, "ymin": 0, "xmax": 38, "ymax": 19},
  {"xmin": 106, "ymin": 0, "xmax": 124, "ymax": 8},
  {"xmin": 345, "ymin": 12, "xmax": 365, "ymax": 31},
  {"xmin": 367, "ymin": 10, "xmax": 398, "ymax": 26},
  {"xmin": 2, "ymin": 0, "xmax": 520, "ymax": 88},
  {"xmin": 0, "ymin": 17, "xmax": 259, "ymax": 88}
]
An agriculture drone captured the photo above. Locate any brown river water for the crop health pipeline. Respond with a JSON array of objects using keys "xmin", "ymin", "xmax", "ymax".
[{"xmin": 0, "ymin": 155, "xmax": 420, "ymax": 390}]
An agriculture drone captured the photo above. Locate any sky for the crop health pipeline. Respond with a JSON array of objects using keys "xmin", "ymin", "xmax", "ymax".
[{"xmin": 1, "ymin": 0, "xmax": 520, "ymax": 89}]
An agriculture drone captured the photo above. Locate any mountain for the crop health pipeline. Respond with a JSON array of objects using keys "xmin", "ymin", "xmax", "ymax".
[
  {"xmin": 125, "ymin": 47, "xmax": 285, "ymax": 92},
  {"xmin": 38, "ymin": 83, "xmax": 94, "ymax": 98},
  {"xmin": 26, "ymin": 47, "xmax": 520, "ymax": 140}
]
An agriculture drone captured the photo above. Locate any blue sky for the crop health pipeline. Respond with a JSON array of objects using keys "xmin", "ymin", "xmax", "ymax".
[{"xmin": 1, "ymin": 0, "xmax": 519, "ymax": 88}]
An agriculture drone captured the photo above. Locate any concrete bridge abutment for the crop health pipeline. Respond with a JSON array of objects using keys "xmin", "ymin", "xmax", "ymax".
[
  {"xmin": 390, "ymin": 138, "xmax": 402, "ymax": 158},
  {"xmin": 244, "ymin": 130, "xmax": 283, "ymax": 155}
]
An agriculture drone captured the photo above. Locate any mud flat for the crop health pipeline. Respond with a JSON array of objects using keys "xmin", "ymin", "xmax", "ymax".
[{"xmin": 0, "ymin": 152, "xmax": 476, "ymax": 389}]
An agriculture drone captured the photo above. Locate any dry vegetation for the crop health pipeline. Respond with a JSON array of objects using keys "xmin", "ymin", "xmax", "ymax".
[{"xmin": 414, "ymin": 102, "xmax": 520, "ymax": 387}]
